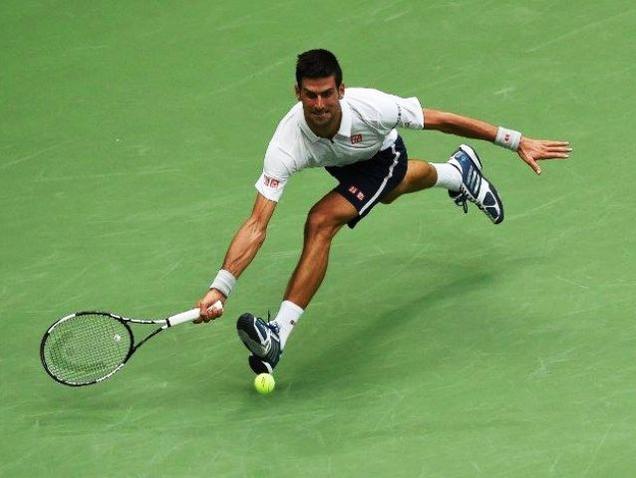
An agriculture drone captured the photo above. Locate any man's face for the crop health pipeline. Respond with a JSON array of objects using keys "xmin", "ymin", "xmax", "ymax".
[{"xmin": 295, "ymin": 76, "xmax": 345, "ymax": 132}]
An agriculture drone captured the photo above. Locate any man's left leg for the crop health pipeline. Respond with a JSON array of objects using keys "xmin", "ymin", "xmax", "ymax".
[
  {"xmin": 379, "ymin": 159, "xmax": 440, "ymax": 204},
  {"xmin": 381, "ymin": 145, "xmax": 505, "ymax": 224}
]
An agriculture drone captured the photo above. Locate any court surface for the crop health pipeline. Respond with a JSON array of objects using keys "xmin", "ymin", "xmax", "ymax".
[{"xmin": 2, "ymin": 1, "xmax": 635, "ymax": 476}]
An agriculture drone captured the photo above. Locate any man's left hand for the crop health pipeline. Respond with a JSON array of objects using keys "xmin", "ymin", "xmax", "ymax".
[{"xmin": 517, "ymin": 137, "xmax": 571, "ymax": 175}]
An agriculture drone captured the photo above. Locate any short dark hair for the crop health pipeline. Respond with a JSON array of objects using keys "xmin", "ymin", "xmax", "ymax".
[{"xmin": 296, "ymin": 49, "xmax": 342, "ymax": 87}]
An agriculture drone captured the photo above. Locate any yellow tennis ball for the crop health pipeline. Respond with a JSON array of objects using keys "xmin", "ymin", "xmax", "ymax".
[{"xmin": 254, "ymin": 373, "xmax": 275, "ymax": 394}]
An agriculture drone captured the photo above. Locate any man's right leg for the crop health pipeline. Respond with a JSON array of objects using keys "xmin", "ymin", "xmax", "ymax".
[
  {"xmin": 283, "ymin": 191, "xmax": 358, "ymax": 308},
  {"xmin": 237, "ymin": 191, "xmax": 358, "ymax": 373}
]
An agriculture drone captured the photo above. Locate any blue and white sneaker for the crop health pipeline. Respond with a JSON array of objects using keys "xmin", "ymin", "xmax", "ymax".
[
  {"xmin": 236, "ymin": 313, "xmax": 282, "ymax": 374},
  {"xmin": 448, "ymin": 144, "xmax": 504, "ymax": 224}
]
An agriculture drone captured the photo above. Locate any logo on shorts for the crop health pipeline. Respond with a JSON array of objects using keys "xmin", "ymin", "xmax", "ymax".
[
  {"xmin": 263, "ymin": 175, "xmax": 280, "ymax": 188},
  {"xmin": 351, "ymin": 134, "xmax": 363, "ymax": 144},
  {"xmin": 348, "ymin": 185, "xmax": 365, "ymax": 201}
]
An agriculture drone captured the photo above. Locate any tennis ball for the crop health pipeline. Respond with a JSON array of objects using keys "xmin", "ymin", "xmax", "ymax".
[{"xmin": 254, "ymin": 373, "xmax": 275, "ymax": 394}]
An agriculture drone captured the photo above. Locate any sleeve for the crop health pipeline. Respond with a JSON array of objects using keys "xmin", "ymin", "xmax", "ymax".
[
  {"xmin": 254, "ymin": 141, "xmax": 294, "ymax": 202},
  {"xmin": 366, "ymin": 89, "xmax": 425, "ymax": 132},
  {"xmin": 390, "ymin": 94, "xmax": 425, "ymax": 130}
]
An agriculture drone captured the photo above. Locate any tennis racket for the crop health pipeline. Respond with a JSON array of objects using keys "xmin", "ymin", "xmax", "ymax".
[{"xmin": 40, "ymin": 301, "xmax": 222, "ymax": 387}]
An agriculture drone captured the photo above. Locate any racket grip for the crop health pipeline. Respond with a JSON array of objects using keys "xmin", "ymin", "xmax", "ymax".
[
  {"xmin": 167, "ymin": 301, "xmax": 223, "ymax": 327},
  {"xmin": 168, "ymin": 308, "xmax": 200, "ymax": 327}
]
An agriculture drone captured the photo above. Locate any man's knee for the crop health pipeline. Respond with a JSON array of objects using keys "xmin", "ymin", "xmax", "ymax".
[{"xmin": 305, "ymin": 207, "xmax": 342, "ymax": 240}]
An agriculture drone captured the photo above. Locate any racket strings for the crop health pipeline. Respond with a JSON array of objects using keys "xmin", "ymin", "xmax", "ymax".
[{"xmin": 42, "ymin": 314, "xmax": 132, "ymax": 384}]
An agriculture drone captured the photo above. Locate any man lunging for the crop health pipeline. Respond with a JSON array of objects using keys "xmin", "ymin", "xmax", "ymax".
[{"xmin": 194, "ymin": 49, "xmax": 570, "ymax": 374}]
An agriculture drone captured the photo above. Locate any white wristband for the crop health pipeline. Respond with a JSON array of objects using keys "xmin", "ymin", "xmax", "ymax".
[
  {"xmin": 210, "ymin": 269, "xmax": 236, "ymax": 298},
  {"xmin": 495, "ymin": 127, "xmax": 522, "ymax": 151}
]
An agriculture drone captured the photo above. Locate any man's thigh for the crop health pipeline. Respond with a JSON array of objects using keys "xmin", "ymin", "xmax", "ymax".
[{"xmin": 308, "ymin": 190, "xmax": 359, "ymax": 228}]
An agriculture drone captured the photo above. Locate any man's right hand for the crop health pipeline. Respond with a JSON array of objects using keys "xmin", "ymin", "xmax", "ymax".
[{"xmin": 194, "ymin": 288, "xmax": 226, "ymax": 324}]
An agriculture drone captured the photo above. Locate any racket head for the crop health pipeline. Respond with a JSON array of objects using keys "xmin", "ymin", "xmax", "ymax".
[{"xmin": 40, "ymin": 312, "xmax": 134, "ymax": 386}]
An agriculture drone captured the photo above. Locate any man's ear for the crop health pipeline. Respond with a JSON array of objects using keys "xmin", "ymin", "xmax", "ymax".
[
  {"xmin": 295, "ymin": 84, "xmax": 301, "ymax": 101},
  {"xmin": 338, "ymin": 83, "xmax": 345, "ymax": 99}
]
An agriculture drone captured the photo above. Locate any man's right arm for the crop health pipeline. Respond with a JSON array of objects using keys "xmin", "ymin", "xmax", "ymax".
[{"xmin": 195, "ymin": 192, "xmax": 277, "ymax": 322}]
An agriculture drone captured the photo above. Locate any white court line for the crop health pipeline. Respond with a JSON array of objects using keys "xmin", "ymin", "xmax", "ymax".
[{"xmin": 0, "ymin": 141, "xmax": 74, "ymax": 171}]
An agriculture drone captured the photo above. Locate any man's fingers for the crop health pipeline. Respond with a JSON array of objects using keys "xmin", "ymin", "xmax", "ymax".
[
  {"xmin": 193, "ymin": 315, "xmax": 206, "ymax": 324},
  {"xmin": 522, "ymin": 152, "xmax": 541, "ymax": 175},
  {"xmin": 193, "ymin": 301, "xmax": 224, "ymax": 324},
  {"xmin": 548, "ymin": 146, "xmax": 572, "ymax": 153},
  {"xmin": 205, "ymin": 309, "xmax": 223, "ymax": 320},
  {"xmin": 535, "ymin": 144, "xmax": 572, "ymax": 160},
  {"xmin": 193, "ymin": 314, "xmax": 217, "ymax": 324},
  {"xmin": 193, "ymin": 301, "xmax": 221, "ymax": 324},
  {"xmin": 519, "ymin": 139, "xmax": 571, "ymax": 173},
  {"xmin": 537, "ymin": 152, "xmax": 569, "ymax": 160},
  {"xmin": 205, "ymin": 300, "xmax": 223, "ymax": 317},
  {"xmin": 539, "ymin": 140, "xmax": 570, "ymax": 147}
]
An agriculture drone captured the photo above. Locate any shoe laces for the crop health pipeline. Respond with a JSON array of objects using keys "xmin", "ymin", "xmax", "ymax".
[
  {"xmin": 265, "ymin": 311, "xmax": 280, "ymax": 335},
  {"xmin": 458, "ymin": 185, "xmax": 492, "ymax": 218},
  {"xmin": 454, "ymin": 190, "xmax": 469, "ymax": 214}
]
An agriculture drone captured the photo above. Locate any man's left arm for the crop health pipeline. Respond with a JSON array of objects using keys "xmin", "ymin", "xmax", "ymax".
[{"xmin": 423, "ymin": 108, "xmax": 571, "ymax": 175}]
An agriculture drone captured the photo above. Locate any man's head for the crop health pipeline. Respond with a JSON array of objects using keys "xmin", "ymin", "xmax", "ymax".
[
  {"xmin": 295, "ymin": 49, "xmax": 345, "ymax": 134},
  {"xmin": 295, "ymin": 49, "xmax": 342, "ymax": 88}
]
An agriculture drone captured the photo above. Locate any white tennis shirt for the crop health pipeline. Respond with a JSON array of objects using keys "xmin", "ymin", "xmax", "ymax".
[{"xmin": 255, "ymin": 87, "xmax": 424, "ymax": 201}]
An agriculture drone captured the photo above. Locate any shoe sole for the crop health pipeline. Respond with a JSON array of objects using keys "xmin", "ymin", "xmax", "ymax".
[
  {"xmin": 249, "ymin": 355, "xmax": 273, "ymax": 374},
  {"xmin": 237, "ymin": 314, "xmax": 269, "ymax": 356},
  {"xmin": 456, "ymin": 144, "xmax": 504, "ymax": 225},
  {"xmin": 481, "ymin": 180, "xmax": 504, "ymax": 224}
]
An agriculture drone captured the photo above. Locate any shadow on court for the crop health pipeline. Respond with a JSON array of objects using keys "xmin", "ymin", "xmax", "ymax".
[{"xmin": 286, "ymin": 269, "xmax": 496, "ymax": 390}]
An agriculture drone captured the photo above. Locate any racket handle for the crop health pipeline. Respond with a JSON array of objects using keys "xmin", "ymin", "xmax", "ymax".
[
  {"xmin": 168, "ymin": 308, "xmax": 200, "ymax": 327},
  {"xmin": 167, "ymin": 301, "xmax": 223, "ymax": 327}
]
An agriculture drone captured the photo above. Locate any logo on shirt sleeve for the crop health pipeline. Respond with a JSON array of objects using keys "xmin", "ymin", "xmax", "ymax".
[
  {"xmin": 350, "ymin": 134, "xmax": 363, "ymax": 144},
  {"xmin": 263, "ymin": 175, "xmax": 280, "ymax": 188}
]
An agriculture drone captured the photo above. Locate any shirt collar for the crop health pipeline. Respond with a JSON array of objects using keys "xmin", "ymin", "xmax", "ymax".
[
  {"xmin": 298, "ymin": 99, "xmax": 352, "ymax": 143},
  {"xmin": 336, "ymin": 99, "xmax": 352, "ymax": 138}
]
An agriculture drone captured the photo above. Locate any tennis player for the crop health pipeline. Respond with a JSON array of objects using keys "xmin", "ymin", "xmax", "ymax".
[{"xmin": 195, "ymin": 49, "xmax": 570, "ymax": 374}]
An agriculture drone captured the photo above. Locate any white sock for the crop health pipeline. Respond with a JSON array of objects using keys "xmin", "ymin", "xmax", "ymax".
[
  {"xmin": 271, "ymin": 300, "xmax": 304, "ymax": 349},
  {"xmin": 432, "ymin": 163, "xmax": 461, "ymax": 191}
]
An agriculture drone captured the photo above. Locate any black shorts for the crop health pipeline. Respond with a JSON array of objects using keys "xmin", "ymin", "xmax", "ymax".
[{"xmin": 326, "ymin": 135, "xmax": 408, "ymax": 228}]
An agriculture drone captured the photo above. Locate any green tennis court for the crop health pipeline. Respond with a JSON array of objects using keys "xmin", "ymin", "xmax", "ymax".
[{"xmin": 2, "ymin": 1, "xmax": 635, "ymax": 476}]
